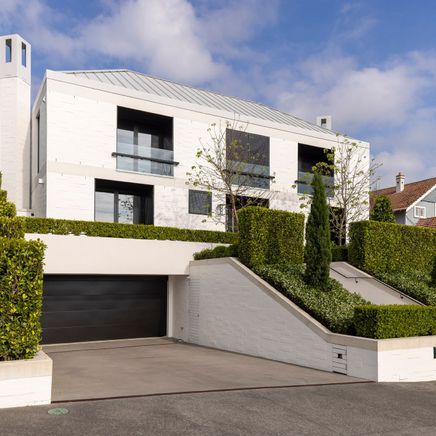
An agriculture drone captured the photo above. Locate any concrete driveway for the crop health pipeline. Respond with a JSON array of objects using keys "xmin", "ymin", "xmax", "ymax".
[{"xmin": 44, "ymin": 338, "xmax": 366, "ymax": 402}]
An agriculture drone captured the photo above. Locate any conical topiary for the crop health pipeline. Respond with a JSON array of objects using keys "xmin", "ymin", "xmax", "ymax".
[
  {"xmin": 371, "ymin": 196, "xmax": 395, "ymax": 223},
  {"xmin": 304, "ymin": 173, "xmax": 332, "ymax": 290}
]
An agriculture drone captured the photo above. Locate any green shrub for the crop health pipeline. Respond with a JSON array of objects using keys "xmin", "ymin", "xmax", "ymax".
[
  {"xmin": 0, "ymin": 190, "xmax": 16, "ymax": 218},
  {"xmin": 331, "ymin": 244, "xmax": 348, "ymax": 262},
  {"xmin": 304, "ymin": 173, "xmax": 331, "ymax": 289},
  {"xmin": 254, "ymin": 263, "xmax": 368, "ymax": 334},
  {"xmin": 354, "ymin": 305, "xmax": 436, "ymax": 339},
  {"xmin": 0, "ymin": 217, "xmax": 25, "ymax": 239},
  {"xmin": 431, "ymin": 256, "xmax": 436, "ymax": 287},
  {"xmin": 238, "ymin": 207, "xmax": 304, "ymax": 268},
  {"xmin": 349, "ymin": 220, "xmax": 436, "ymax": 277},
  {"xmin": 0, "ymin": 238, "xmax": 45, "ymax": 360},
  {"xmin": 370, "ymin": 196, "xmax": 396, "ymax": 223},
  {"xmin": 24, "ymin": 217, "xmax": 238, "ymax": 245},
  {"xmin": 193, "ymin": 244, "xmax": 238, "ymax": 260}
]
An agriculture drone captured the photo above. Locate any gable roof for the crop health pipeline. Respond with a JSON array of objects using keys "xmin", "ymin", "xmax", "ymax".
[
  {"xmin": 372, "ymin": 177, "xmax": 436, "ymax": 211},
  {"xmin": 61, "ymin": 69, "xmax": 334, "ymax": 136},
  {"xmin": 417, "ymin": 217, "xmax": 436, "ymax": 228}
]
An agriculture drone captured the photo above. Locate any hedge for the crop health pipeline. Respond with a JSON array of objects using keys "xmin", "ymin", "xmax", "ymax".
[
  {"xmin": 24, "ymin": 217, "xmax": 238, "ymax": 245},
  {"xmin": 193, "ymin": 244, "xmax": 238, "ymax": 260},
  {"xmin": 354, "ymin": 305, "xmax": 436, "ymax": 339},
  {"xmin": 0, "ymin": 217, "xmax": 25, "ymax": 239},
  {"xmin": 0, "ymin": 238, "xmax": 45, "ymax": 360},
  {"xmin": 349, "ymin": 220, "xmax": 436, "ymax": 276},
  {"xmin": 331, "ymin": 244, "xmax": 348, "ymax": 262},
  {"xmin": 238, "ymin": 207, "xmax": 304, "ymax": 268},
  {"xmin": 254, "ymin": 263, "xmax": 369, "ymax": 334}
]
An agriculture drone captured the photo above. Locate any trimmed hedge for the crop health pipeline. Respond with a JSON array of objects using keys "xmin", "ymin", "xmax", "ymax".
[
  {"xmin": 254, "ymin": 263, "xmax": 369, "ymax": 334},
  {"xmin": 0, "ymin": 190, "xmax": 16, "ymax": 218},
  {"xmin": 349, "ymin": 220, "xmax": 436, "ymax": 276},
  {"xmin": 24, "ymin": 217, "xmax": 238, "ymax": 245},
  {"xmin": 0, "ymin": 238, "xmax": 45, "ymax": 360},
  {"xmin": 238, "ymin": 207, "xmax": 304, "ymax": 268},
  {"xmin": 0, "ymin": 216, "xmax": 25, "ymax": 239},
  {"xmin": 331, "ymin": 244, "xmax": 348, "ymax": 262},
  {"xmin": 193, "ymin": 244, "xmax": 238, "ymax": 260},
  {"xmin": 354, "ymin": 305, "xmax": 436, "ymax": 339}
]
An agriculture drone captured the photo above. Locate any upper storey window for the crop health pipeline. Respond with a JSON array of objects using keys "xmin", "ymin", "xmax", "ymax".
[
  {"xmin": 226, "ymin": 129, "xmax": 271, "ymax": 189},
  {"xmin": 5, "ymin": 39, "xmax": 12, "ymax": 63},
  {"xmin": 115, "ymin": 107, "xmax": 176, "ymax": 177}
]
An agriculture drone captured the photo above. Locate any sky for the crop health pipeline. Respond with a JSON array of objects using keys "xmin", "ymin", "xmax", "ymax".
[{"xmin": 1, "ymin": 0, "xmax": 436, "ymax": 187}]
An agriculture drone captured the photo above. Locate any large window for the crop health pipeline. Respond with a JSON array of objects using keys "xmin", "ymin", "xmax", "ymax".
[
  {"xmin": 5, "ymin": 39, "xmax": 12, "ymax": 63},
  {"xmin": 226, "ymin": 129, "xmax": 271, "ymax": 189},
  {"xmin": 115, "ymin": 107, "xmax": 175, "ymax": 177},
  {"xmin": 297, "ymin": 144, "xmax": 333, "ymax": 195},
  {"xmin": 95, "ymin": 180, "xmax": 153, "ymax": 225}
]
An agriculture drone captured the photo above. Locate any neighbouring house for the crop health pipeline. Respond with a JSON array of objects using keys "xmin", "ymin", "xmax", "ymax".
[
  {"xmin": 372, "ymin": 172, "xmax": 436, "ymax": 227},
  {"xmin": 0, "ymin": 34, "xmax": 370, "ymax": 231}
]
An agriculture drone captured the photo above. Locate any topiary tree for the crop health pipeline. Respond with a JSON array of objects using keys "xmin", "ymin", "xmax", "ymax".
[
  {"xmin": 371, "ymin": 196, "xmax": 396, "ymax": 223},
  {"xmin": 304, "ymin": 173, "xmax": 332, "ymax": 290}
]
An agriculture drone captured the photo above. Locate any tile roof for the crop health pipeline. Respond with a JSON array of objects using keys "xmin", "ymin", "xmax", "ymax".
[
  {"xmin": 416, "ymin": 217, "xmax": 436, "ymax": 228},
  {"xmin": 61, "ymin": 69, "xmax": 335, "ymax": 136},
  {"xmin": 372, "ymin": 177, "xmax": 436, "ymax": 211}
]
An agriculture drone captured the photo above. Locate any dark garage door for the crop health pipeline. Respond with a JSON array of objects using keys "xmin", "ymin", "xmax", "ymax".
[{"xmin": 42, "ymin": 275, "xmax": 167, "ymax": 344}]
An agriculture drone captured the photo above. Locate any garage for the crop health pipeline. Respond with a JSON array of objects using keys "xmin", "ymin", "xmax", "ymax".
[{"xmin": 42, "ymin": 275, "xmax": 168, "ymax": 344}]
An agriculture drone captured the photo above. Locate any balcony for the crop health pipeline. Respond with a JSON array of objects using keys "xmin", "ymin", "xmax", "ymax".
[{"xmin": 114, "ymin": 142, "xmax": 178, "ymax": 177}]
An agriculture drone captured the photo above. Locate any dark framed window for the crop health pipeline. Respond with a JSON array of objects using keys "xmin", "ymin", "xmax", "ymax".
[
  {"xmin": 95, "ymin": 179, "xmax": 154, "ymax": 225},
  {"xmin": 36, "ymin": 112, "xmax": 41, "ymax": 172},
  {"xmin": 116, "ymin": 107, "xmax": 176, "ymax": 176},
  {"xmin": 189, "ymin": 190, "xmax": 212, "ymax": 215},
  {"xmin": 5, "ymin": 39, "xmax": 12, "ymax": 63},
  {"xmin": 226, "ymin": 129, "xmax": 271, "ymax": 189},
  {"xmin": 21, "ymin": 42, "xmax": 26, "ymax": 67}
]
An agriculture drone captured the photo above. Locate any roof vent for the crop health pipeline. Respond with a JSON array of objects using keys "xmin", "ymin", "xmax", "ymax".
[
  {"xmin": 396, "ymin": 172, "xmax": 405, "ymax": 193},
  {"xmin": 316, "ymin": 115, "xmax": 332, "ymax": 130}
]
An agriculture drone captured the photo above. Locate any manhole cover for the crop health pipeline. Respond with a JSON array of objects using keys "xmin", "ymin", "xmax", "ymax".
[{"xmin": 48, "ymin": 408, "xmax": 69, "ymax": 416}]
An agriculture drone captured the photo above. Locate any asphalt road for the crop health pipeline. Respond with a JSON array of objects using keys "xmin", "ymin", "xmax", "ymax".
[{"xmin": 1, "ymin": 382, "xmax": 436, "ymax": 435}]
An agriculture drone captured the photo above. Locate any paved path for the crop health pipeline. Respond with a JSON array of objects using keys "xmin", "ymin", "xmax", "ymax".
[
  {"xmin": 44, "ymin": 338, "xmax": 365, "ymax": 401},
  {"xmin": 330, "ymin": 262, "xmax": 420, "ymax": 305},
  {"xmin": 1, "ymin": 382, "xmax": 436, "ymax": 435}
]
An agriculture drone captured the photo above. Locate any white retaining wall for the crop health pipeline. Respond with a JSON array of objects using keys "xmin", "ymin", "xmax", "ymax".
[
  {"xmin": 173, "ymin": 258, "xmax": 436, "ymax": 382},
  {"xmin": 0, "ymin": 351, "xmax": 52, "ymax": 409}
]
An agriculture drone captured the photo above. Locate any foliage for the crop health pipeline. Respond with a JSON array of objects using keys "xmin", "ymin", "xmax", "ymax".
[
  {"xmin": 354, "ymin": 305, "xmax": 436, "ymax": 339},
  {"xmin": 238, "ymin": 207, "xmax": 304, "ymax": 268},
  {"xmin": 0, "ymin": 238, "xmax": 45, "ymax": 360},
  {"xmin": 24, "ymin": 217, "xmax": 238, "ymax": 245},
  {"xmin": 186, "ymin": 120, "xmax": 274, "ymax": 231},
  {"xmin": 193, "ymin": 244, "xmax": 238, "ymax": 260},
  {"xmin": 0, "ymin": 174, "xmax": 45, "ymax": 361},
  {"xmin": 370, "ymin": 196, "xmax": 395, "ymax": 223},
  {"xmin": 372, "ymin": 269, "xmax": 436, "ymax": 306},
  {"xmin": 254, "ymin": 263, "xmax": 369, "ymax": 334},
  {"xmin": 304, "ymin": 173, "xmax": 331, "ymax": 289},
  {"xmin": 301, "ymin": 135, "xmax": 381, "ymax": 244},
  {"xmin": 349, "ymin": 220, "xmax": 436, "ymax": 277},
  {"xmin": 431, "ymin": 256, "xmax": 436, "ymax": 288},
  {"xmin": 331, "ymin": 244, "xmax": 348, "ymax": 262}
]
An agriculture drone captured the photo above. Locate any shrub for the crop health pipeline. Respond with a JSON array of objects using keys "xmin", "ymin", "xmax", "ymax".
[
  {"xmin": 370, "ymin": 196, "xmax": 396, "ymax": 223},
  {"xmin": 0, "ymin": 189, "xmax": 16, "ymax": 218},
  {"xmin": 354, "ymin": 305, "xmax": 436, "ymax": 339},
  {"xmin": 24, "ymin": 217, "xmax": 238, "ymax": 245},
  {"xmin": 0, "ymin": 238, "xmax": 45, "ymax": 360},
  {"xmin": 304, "ymin": 173, "xmax": 331, "ymax": 289},
  {"xmin": 349, "ymin": 220, "xmax": 436, "ymax": 277},
  {"xmin": 431, "ymin": 256, "xmax": 436, "ymax": 287},
  {"xmin": 193, "ymin": 244, "xmax": 238, "ymax": 260},
  {"xmin": 238, "ymin": 207, "xmax": 304, "ymax": 268},
  {"xmin": 254, "ymin": 263, "xmax": 368, "ymax": 334},
  {"xmin": 0, "ymin": 216, "xmax": 25, "ymax": 239},
  {"xmin": 331, "ymin": 244, "xmax": 348, "ymax": 262}
]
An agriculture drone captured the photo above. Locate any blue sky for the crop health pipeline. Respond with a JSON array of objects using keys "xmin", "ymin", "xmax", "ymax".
[{"xmin": 1, "ymin": 0, "xmax": 436, "ymax": 187}]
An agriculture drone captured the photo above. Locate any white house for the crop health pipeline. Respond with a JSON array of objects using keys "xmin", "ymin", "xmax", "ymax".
[{"xmin": 0, "ymin": 34, "xmax": 370, "ymax": 231}]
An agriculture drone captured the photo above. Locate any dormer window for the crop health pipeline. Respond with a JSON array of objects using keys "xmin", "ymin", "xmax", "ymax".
[{"xmin": 414, "ymin": 206, "xmax": 426, "ymax": 218}]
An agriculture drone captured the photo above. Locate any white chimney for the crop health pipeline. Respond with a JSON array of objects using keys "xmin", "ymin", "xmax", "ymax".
[
  {"xmin": 316, "ymin": 115, "xmax": 332, "ymax": 130},
  {"xmin": 396, "ymin": 172, "xmax": 405, "ymax": 193}
]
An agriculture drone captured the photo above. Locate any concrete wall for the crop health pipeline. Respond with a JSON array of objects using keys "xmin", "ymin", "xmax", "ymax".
[
  {"xmin": 25, "ymin": 233, "xmax": 227, "ymax": 275},
  {"xmin": 173, "ymin": 258, "xmax": 436, "ymax": 382}
]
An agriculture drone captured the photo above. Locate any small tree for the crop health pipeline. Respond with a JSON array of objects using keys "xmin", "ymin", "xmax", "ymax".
[
  {"xmin": 371, "ymin": 196, "xmax": 396, "ymax": 223},
  {"xmin": 186, "ymin": 120, "xmax": 274, "ymax": 231},
  {"xmin": 304, "ymin": 173, "xmax": 331, "ymax": 290},
  {"xmin": 311, "ymin": 135, "xmax": 381, "ymax": 244}
]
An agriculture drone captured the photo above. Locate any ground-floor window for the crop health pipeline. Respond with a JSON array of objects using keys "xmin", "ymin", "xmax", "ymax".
[{"xmin": 95, "ymin": 179, "xmax": 153, "ymax": 224}]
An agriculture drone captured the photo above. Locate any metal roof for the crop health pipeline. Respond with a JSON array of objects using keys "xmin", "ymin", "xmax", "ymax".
[{"xmin": 62, "ymin": 69, "xmax": 333, "ymax": 135}]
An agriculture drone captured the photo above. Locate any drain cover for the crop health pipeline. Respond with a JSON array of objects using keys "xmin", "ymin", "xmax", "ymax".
[{"xmin": 48, "ymin": 408, "xmax": 69, "ymax": 416}]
